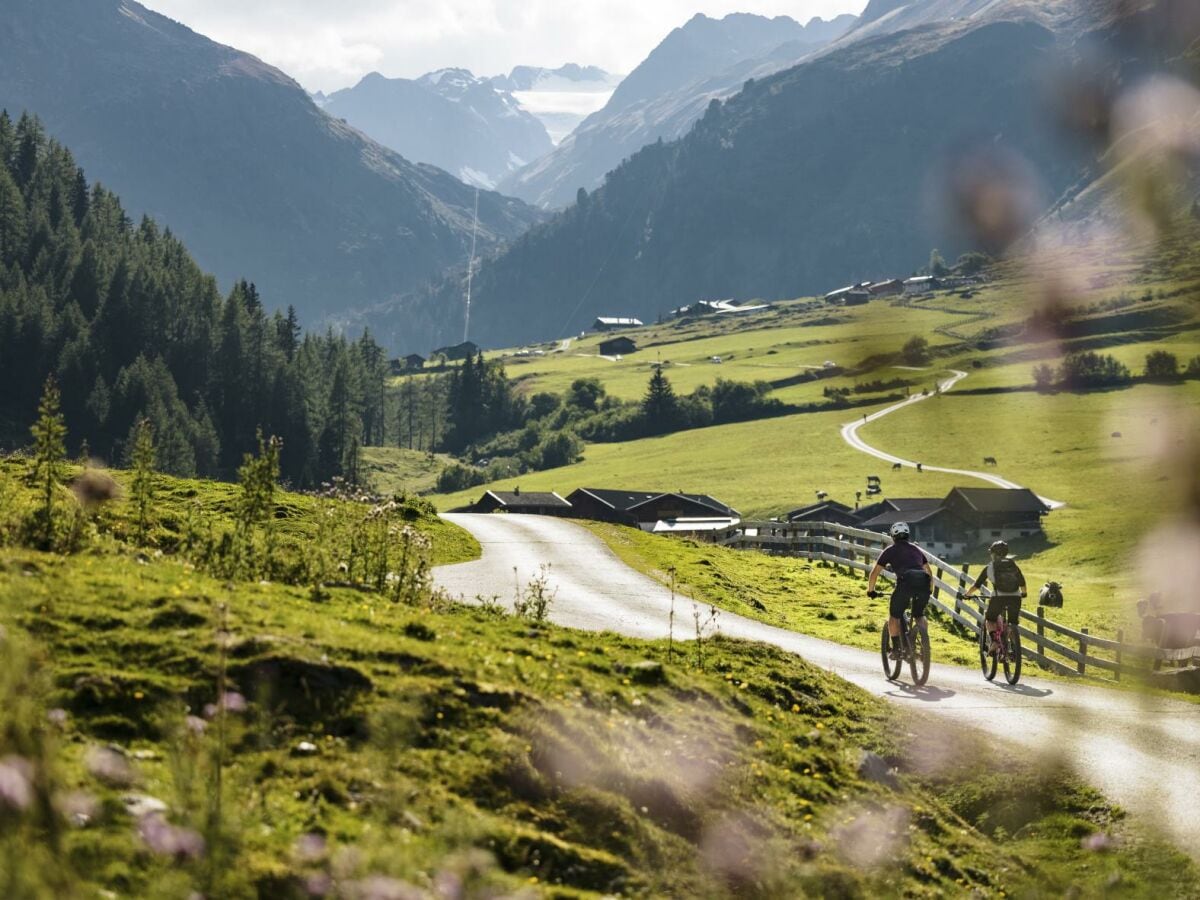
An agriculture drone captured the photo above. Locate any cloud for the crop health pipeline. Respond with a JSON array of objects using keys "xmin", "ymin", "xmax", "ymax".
[{"xmin": 140, "ymin": 0, "xmax": 866, "ymax": 92}]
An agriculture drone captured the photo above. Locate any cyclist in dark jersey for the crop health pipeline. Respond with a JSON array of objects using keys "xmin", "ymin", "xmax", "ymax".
[{"xmin": 867, "ymin": 522, "xmax": 934, "ymax": 659}]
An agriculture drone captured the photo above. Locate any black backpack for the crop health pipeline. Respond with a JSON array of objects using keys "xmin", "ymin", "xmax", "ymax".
[
  {"xmin": 1039, "ymin": 582, "xmax": 1064, "ymax": 608},
  {"xmin": 990, "ymin": 558, "xmax": 1022, "ymax": 593}
]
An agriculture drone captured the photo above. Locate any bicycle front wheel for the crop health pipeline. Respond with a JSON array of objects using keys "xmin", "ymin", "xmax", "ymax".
[
  {"xmin": 1003, "ymin": 624, "xmax": 1022, "ymax": 685},
  {"xmin": 881, "ymin": 623, "xmax": 901, "ymax": 680},
  {"xmin": 979, "ymin": 628, "xmax": 997, "ymax": 681},
  {"xmin": 909, "ymin": 621, "xmax": 930, "ymax": 686}
]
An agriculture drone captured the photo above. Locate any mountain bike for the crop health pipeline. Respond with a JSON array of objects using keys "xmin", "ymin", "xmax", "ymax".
[
  {"xmin": 875, "ymin": 601, "xmax": 930, "ymax": 686},
  {"xmin": 978, "ymin": 610, "xmax": 1022, "ymax": 685}
]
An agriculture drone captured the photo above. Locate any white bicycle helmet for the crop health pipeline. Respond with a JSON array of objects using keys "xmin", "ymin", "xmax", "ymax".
[{"xmin": 890, "ymin": 522, "xmax": 911, "ymax": 539}]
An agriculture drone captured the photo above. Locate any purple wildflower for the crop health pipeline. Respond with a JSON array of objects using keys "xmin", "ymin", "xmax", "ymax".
[
  {"xmin": 85, "ymin": 746, "xmax": 135, "ymax": 787},
  {"xmin": 0, "ymin": 756, "xmax": 34, "ymax": 811},
  {"xmin": 138, "ymin": 812, "xmax": 205, "ymax": 860},
  {"xmin": 294, "ymin": 832, "xmax": 328, "ymax": 863},
  {"xmin": 184, "ymin": 715, "xmax": 208, "ymax": 735},
  {"xmin": 303, "ymin": 873, "xmax": 333, "ymax": 897},
  {"xmin": 56, "ymin": 790, "xmax": 100, "ymax": 827},
  {"xmin": 1082, "ymin": 832, "xmax": 1117, "ymax": 853}
]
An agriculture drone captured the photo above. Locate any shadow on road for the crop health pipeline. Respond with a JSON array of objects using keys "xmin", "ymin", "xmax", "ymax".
[
  {"xmin": 996, "ymin": 683, "xmax": 1053, "ymax": 698},
  {"xmin": 885, "ymin": 684, "xmax": 956, "ymax": 702}
]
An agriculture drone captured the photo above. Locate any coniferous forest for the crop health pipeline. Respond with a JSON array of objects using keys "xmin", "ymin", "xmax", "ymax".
[{"xmin": 0, "ymin": 112, "xmax": 389, "ymax": 486}]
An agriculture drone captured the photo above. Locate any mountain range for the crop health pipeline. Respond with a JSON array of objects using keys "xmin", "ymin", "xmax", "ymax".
[
  {"xmin": 0, "ymin": 0, "xmax": 539, "ymax": 326},
  {"xmin": 390, "ymin": 1, "xmax": 1146, "ymax": 351},
  {"xmin": 491, "ymin": 65, "xmax": 625, "ymax": 145},
  {"xmin": 499, "ymin": 12, "xmax": 857, "ymax": 209},
  {"xmin": 321, "ymin": 68, "xmax": 554, "ymax": 189}
]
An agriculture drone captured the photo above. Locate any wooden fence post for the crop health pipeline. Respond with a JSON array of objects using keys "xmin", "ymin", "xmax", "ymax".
[
  {"xmin": 1037, "ymin": 606, "xmax": 1046, "ymax": 667},
  {"xmin": 1115, "ymin": 629, "xmax": 1123, "ymax": 682},
  {"xmin": 933, "ymin": 566, "xmax": 944, "ymax": 600},
  {"xmin": 1078, "ymin": 627, "xmax": 1089, "ymax": 676}
]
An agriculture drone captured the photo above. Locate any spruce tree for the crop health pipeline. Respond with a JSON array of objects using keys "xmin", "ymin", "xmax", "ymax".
[
  {"xmin": 641, "ymin": 367, "xmax": 679, "ymax": 434},
  {"xmin": 130, "ymin": 417, "xmax": 156, "ymax": 543},
  {"xmin": 30, "ymin": 376, "xmax": 67, "ymax": 546}
]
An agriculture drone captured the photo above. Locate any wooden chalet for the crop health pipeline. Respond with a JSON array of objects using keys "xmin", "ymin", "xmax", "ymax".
[
  {"xmin": 566, "ymin": 488, "xmax": 739, "ymax": 529},
  {"xmin": 471, "ymin": 488, "xmax": 572, "ymax": 516},
  {"xmin": 598, "ymin": 336, "xmax": 637, "ymax": 356}
]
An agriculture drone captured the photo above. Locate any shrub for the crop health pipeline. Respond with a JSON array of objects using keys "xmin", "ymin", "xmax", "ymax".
[
  {"xmin": 1032, "ymin": 364, "xmax": 1056, "ymax": 393},
  {"xmin": 436, "ymin": 463, "xmax": 485, "ymax": 493},
  {"xmin": 1187, "ymin": 356, "xmax": 1200, "ymax": 379},
  {"xmin": 1058, "ymin": 352, "xmax": 1131, "ymax": 389},
  {"xmin": 567, "ymin": 377, "xmax": 605, "ymax": 412},
  {"xmin": 535, "ymin": 431, "xmax": 583, "ymax": 470},
  {"xmin": 1144, "ymin": 350, "xmax": 1179, "ymax": 380},
  {"xmin": 901, "ymin": 336, "xmax": 931, "ymax": 366}
]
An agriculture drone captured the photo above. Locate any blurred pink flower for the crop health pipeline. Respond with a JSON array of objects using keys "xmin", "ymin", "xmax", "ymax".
[
  {"xmin": 85, "ymin": 746, "xmax": 135, "ymax": 787},
  {"xmin": 138, "ymin": 812, "xmax": 205, "ymax": 860},
  {"xmin": 0, "ymin": 756, "xmax": 34, "ymax": 811}
]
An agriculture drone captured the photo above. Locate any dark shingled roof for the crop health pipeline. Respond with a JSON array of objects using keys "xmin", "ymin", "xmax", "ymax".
[
  {"xmin": 787, "ymin": 500, "xmax": 854, "ymax": 520},
  {"xmin": 571, "ymin": 488, "xmax": 661, "ymax": 511},
  {"xmin": 574, "ymin": 488, "xmax": 739, "ymax": 518},
  {"xmin": 947, "ymin": 487, "xmax": 1048, "ymax": 514},
  {"xmin": 861, "ymin": 507, "xmax": 948, "ymax": 528},
  {"xmin": 483, "ymin": 491, "xmax": 571, "ymax": 509}
]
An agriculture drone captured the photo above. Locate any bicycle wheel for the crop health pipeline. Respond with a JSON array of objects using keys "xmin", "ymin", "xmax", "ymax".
[
  {"xmin": 1003, "ymin": 624, "xmax": 1022, "ymax": 685},
  {"xmin": 908, "ymin": 620, "xmax": 930, "ymax": 686},
  {"xmin": 978, "ymin": 627, "xmax": 997, "ymax": 681},
  {"xmin": 880, "ymin": 623, "xmax": 901, "ymax": 680}
]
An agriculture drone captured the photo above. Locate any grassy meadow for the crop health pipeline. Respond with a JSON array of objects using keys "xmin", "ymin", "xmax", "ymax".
[
  {"xmin": 4, "ymin": 459, "xmax": 1193, "ymax": 896},
  {"xmin": 417, "ymin": 232, "xmax": 1200, "ymax": 644},
  {"xmin": 360, "ymin": 446, "xmax": 454, "ymax": 496}
]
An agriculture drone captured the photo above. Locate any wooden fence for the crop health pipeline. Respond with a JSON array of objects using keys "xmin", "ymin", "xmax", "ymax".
[{"xmin": 705, "ymin": 519, "xmax": 1198, "ymax": 681}]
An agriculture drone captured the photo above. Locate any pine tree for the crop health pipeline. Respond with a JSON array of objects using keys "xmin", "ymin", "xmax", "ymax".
[
  {"xmin": 641, "ymin": 366, "xmax": 679, "ymax": 434},
  {"xmin": 30, "ymin": 376, "xmax": 67, "ymax": 546},
  {"xmin": 130, "ymin": 417, "xmax": 156, "ymax": 543}
]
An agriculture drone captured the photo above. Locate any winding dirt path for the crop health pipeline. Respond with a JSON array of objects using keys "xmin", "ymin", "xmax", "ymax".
[{"xmin": 840, "ymin": 369, "xmax": 1066, "ymax": 509}]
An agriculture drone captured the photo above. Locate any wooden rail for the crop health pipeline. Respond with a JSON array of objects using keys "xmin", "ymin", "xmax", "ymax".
[{"xmin": 705, "ymin": 519, "xmax": 1199, "ymax": 681}]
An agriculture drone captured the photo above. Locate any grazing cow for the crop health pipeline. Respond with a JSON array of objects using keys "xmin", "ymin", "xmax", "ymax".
[
  {"xmin": 816, "ymin": 491, "xmax": 828, "ymax": 501},
  {"xmin": 1111, "ymin": 431, "xmax": 1122, "ymax": 438},
  {"xmin": 892, "ymin": 462, "xmax": 902, "ymax": 471},
  {"xmin": 983, "ymin": 456, "xmax": 998, "ymax": 466},
  {"xmin": 916, "ymin": 462, "xmax": 924, "ymax": 473}
]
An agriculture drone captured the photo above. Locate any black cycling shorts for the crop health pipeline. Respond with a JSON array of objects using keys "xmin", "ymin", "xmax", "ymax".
[
  {"xmin": 889, "ymin": 570, "xmax": 931, "ymax": 619},
  {"xmin": 985, "ymin": 594, "xmax": 1021, "ymax": 624}
]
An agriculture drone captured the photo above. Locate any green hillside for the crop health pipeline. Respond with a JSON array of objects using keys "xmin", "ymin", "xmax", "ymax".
[
  {"xmin": 424, "ymin": 235, "xmax": 1200, "ymax": 637},
  {"xmin": 3, "ymin": 457, "xmax": 1193, "ymax": 896}
]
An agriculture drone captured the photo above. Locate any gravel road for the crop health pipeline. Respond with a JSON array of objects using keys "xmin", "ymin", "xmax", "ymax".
[
  {"xmin": 839, "ymin": 369, "xmax": 1066, "ymax": 509},
  {"xmin": 436, "ymin": 513, "xmax": 1200, "ymax": 853}
]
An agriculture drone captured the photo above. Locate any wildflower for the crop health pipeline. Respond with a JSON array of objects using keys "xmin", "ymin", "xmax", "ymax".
[
  {"xmin": 133, "ymin": 691, "xmax": 144, "ymax": 700},
  {"xmin": 0, "ymin": 756, "xmax": 34, "ymax": 811},
  {"xmin": 303, "ymin": 873, "xmax": 333, "ymax": 897},
  {"xmin": 791, "ymin": 704, "xmax": 800, "ymax": 713},
  {"xmin": 85, "ymin": 746, "xmax": 135, "ymax": 787},
  {"xmin": 46, "ymin": 708, "xmax": 69, "ymax": 727},
  {"xmin": 350, "ymin": 875, "xmax": 421, "ymax": 899},
  {"xmin": 1081, "ymin": 832, "xmax": 1117, "ymax": 853},
  {"xmin": 138, "ymin": 812, "xmax": 205, "ymax": 860},
  {"xmin": 56, "ymin": 790, "xmax": 99, "ymax": 827},
  {"xmin": 184, "ymin": 715, "xmax": 208, "ymax": 735},
  {"xmin": 294, "ymin": 832, "xmax": 328, "ymax": 863}
]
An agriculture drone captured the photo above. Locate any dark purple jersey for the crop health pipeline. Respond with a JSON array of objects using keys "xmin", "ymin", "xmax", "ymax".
[{"xmin": 877, "ymin": 541, "xmax": 927, "ymax": 574}]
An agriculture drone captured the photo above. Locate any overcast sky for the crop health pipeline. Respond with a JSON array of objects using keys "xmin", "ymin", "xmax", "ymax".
[{"xmin": 139, "ymin": 0, "xmax": 867, "ymax": 93}]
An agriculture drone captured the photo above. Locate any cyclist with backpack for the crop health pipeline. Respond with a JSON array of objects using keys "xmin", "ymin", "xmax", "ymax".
[
  {"xmin": 867, "ymin": 522, "xmax": 934, "ymax": 660},
  {"xmin": 962, "ymin": 540, "xmax": 1027, "ymax": 654}
]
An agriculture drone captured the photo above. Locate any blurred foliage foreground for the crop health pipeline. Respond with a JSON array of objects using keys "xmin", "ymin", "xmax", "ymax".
[{"xmin": 0, "ymin": 448, "xmax": 1196, "ymax": 897}]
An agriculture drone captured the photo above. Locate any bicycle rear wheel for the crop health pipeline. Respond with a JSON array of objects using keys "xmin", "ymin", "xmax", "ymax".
[
  {"xmin": 880, "ymin": 623, "xmax": 901, "ymax": 680},
  {"xmin": 908, "ymin": 621, "xmax": 930, "ymax": 686},
  {"xmin": 1003, "ymin": 624, "xmax": 1022, "ymax": 684},
  {"xmin": 978, "ymin": 627, "xmax": 997, "ymax": 681}
]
